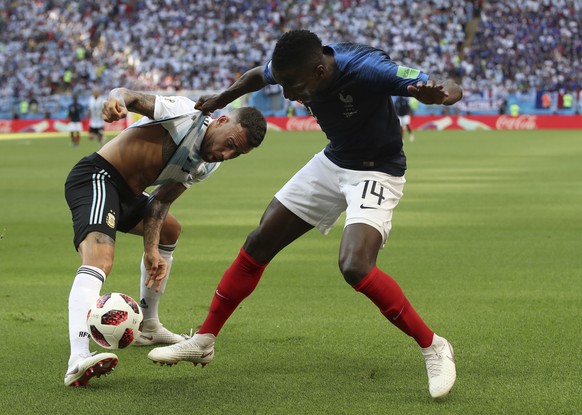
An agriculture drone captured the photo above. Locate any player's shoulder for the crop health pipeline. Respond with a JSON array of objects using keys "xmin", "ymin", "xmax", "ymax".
[
  {"xmin": 329, "ymin": 42, "xmax": 392, "ymax": 72},
  {"xmin": 157, "ymin": 95, "xmax": 195, "ymax": 109},
  {"xmin": 328, "ymin": 42, "xmax": 390, "ymax": 59},
  {"xmin": 154, "ymin": 95, "xmax": 197, "ymax": 118},
  {"xmin": 157, "ymin": 95, "xmax": 195, "ymax": 106}
]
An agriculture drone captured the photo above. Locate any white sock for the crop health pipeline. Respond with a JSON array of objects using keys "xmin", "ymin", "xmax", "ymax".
[
  {"xmin": 140, "ymin": 243, "xmax": 176, "ymax": 322},
  {"xmin": 68, "ymin": 266, "xmax": 106, "ymax": 360}
]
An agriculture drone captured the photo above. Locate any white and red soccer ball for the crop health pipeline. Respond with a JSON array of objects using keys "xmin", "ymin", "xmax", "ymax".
[{"xmin": 87, "ymin": 293, "xmax": 143, "ymax": 349}]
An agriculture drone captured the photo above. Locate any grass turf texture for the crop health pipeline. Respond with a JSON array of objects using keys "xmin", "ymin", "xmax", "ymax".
[{"xmin": 0, "ymin": 130, "xmax": 580, "ymax": 414}]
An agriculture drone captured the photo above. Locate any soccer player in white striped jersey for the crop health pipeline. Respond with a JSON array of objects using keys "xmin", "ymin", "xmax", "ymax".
[
  {"xmin": 87, "ymin": 88, "xmax": 106, "ymax": 147},
  {"xmin": 63, "ymin": 87, "xmax": 266, "ymax": 387}
]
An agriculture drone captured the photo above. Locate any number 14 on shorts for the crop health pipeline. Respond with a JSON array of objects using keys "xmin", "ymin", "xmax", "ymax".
[{"xmin": 360, "ymin": 180, "xmax": 385, "ymax": 208}]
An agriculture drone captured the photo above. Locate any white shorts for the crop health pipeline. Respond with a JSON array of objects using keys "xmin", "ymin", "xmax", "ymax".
[
  {"xmin": 398, "ymin": 115, "xmax": 411, "ymax": 126},
  {"xmin": 275, "ymin": 151, "xmax": 405, "ymax": 246},
  {"xmin": 68, "ymin": 122, "xmax": 82, "ymax": 133}
]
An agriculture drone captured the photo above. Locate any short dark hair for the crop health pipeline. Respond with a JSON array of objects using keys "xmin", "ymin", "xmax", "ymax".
[
  {"xmin": 272, "ymin": 30, "xmax": 323, "ymax": 72},
  {"xmin": 233, "ymin": 107, "xmax": 267, "ymax": 148}
]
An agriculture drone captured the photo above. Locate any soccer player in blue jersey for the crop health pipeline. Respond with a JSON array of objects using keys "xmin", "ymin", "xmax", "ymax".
[
  {"xmin": 394, "ymin": 96, "xmax": 415, "ymax": 142},
  {"xmin": 63, "ymin": 87, "xmax": 266, "ymax": 387},
  {"xmin": 67, "ymin": 94, "xmax": 83, "ymax": 147},
  {"xmin": 149, "ymin": 30, "xmax": 462, "ymax": 399}
]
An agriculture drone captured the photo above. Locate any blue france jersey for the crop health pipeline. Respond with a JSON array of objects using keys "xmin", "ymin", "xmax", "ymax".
[{"xmin": 264, "ymin": 43, "xmax": 429, "ymax": 175}]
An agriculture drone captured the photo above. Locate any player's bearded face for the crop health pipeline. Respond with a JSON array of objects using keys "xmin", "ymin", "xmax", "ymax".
[{"xmin": 200, "ymin": 118, "xmax": 251, "ymax": 163}]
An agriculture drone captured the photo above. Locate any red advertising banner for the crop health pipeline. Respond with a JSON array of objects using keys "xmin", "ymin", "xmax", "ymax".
[
  {"xmin": 0, "ymin": 118, "xmax": 128, "ymax": 134},
  {"xmin": 411, "ymin": 115, "xmax": 582, "ymax": 130},
  {"xmin": 1, "ymin": 115, "xmax": 581, "ymax": 134},
  {"xmin": 265, "ymin": 115, "xmax": 582, "ymax": 131}
]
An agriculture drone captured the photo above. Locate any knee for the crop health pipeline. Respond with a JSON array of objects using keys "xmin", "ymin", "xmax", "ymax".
[
  {"xmin": 99, "ymin": 261, "xmax": 114, "ymax": 276},
  {"xmin": 338, "ymin": 254, "xmax": 374, "ymax": 286},
  {"xmin": 79, "ymin": 233, "xmax": 115, "ymax": 275},
  {"xmin": 242, "ymin": 227, "xmax": 271, "ymax": 263},
  {"xmin": 83, "ymin": 255, "xmax": 114, "ymax": 276},
  {"xmin": 160, "ymin": 216, "xmax": 181, "ymax": 245},
  {"xmin": 242, "ymin": 228, "xmax": 261, "ymax": 257}
]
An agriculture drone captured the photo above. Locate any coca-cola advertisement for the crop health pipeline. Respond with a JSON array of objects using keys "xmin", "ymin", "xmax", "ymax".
[
  {"xmin": 494, "ymin": 116, "xmax": 538, "ymax": 130},
  {"xmin": 409, "ymin": 115, "xmax": 582, "ymax": 131},
  {"xmin": 267, "ymin": 116, "xmax": 322, "ymax": 131},
  {"xmin": 266, "ymin": 115, "xmax": 582, "ymax": 131},
  {"xmin": 1, "ymin": 115, "xmax": 581, "ymax": 135}
]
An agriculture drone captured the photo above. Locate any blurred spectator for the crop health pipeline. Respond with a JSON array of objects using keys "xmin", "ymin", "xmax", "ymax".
[
  {"xmin": 562, "ymin": 92, "xmax": 573, "ymax": 110},
  {"xmin": 67, "ymin": 94, "xmax": 83, "ymax": 146},
  {"xmin": 87, "ymin": 88, "xmax": 106, "ymax": 147},
  {"xmin": 499, "ymin": 97, "xmax": 507, "ymax": 115},
  {"xmin": 510, "ymin": 103, "xmax": 520, "ymax": 117},
  {"xmin": 394, "ymin": 96, "xmax": 415, "ymax": 142},
  {"xmin": 19, "ymin": 98, "xmax": 28, "ymax": 118},
  {"xmin": 29, "ymin": 96, "xmax": 39, "ymax": 114}
]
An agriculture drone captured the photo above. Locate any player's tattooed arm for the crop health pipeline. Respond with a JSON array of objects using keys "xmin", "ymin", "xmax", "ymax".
[
  {"xmin": 407, "ymin": 78, "xmax": 463, "ymax": 106},
  {"xmin": 102, "ymin": 88, "xmax": 156, "ymax": 122},
  {"xmin": 142, "ymin": 182, "xmax": 187, "ymax": 291},
  {"xmin": 143, "ymin": 183, "xmax": 186, "ymax": 251}
]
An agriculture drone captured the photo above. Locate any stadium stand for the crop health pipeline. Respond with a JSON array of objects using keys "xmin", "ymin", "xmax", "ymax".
[{"xmin": 0, "ymin": 0, "xmax": 580, "ymax": 118}]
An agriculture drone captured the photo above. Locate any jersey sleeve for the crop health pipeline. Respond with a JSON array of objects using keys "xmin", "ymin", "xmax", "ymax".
[
  {"xmin": 351, "ymin": 49, "xmax": 429, "ymax": 96},
  {"xmin": 153, "ymin": 95, "xmax": 196, "ymax": 120},
  {"xmin": 263, "ymin": 61, "xmax": 277, "ymax": 85}
]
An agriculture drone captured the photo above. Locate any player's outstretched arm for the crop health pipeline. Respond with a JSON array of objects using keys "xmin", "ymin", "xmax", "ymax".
[
  {"xmin": 142, "ymin": 182, "xmax": 188, "ymax": 292},
  {"xmin": 195, "ymin": 66, "xmax": 268, "ymax": 114},
  {"xmin": 407, "ymin": 78, "xmax": 463, "ymax": 106},
  {"xmin": 102, "ymin": 88, "xmax": 156, "ymax": 122}
]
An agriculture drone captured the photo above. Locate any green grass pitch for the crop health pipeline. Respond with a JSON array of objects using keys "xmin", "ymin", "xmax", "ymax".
[{"xmin": 0, "ymin": 129, "xmax": 580, "ymax": 414}]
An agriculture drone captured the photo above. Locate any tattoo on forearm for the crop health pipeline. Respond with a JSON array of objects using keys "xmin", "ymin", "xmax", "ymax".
[
  {"xmin": 143, "ymin": 200, "xmax": 170, "ymax": 248},
  {"xmin": 126, "ymin": 92, "xmax": 155, "ymax": 119},
  {"xmin": 143, "ymin": 183, "xmax": 184, "ymax": 249},
  {"xmin": 148, "ymin": 200, "xmax": 169, "ymax": 221}
]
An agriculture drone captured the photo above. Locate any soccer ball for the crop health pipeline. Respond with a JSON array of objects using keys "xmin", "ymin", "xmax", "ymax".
[{"xmin": 87, "ymin": 293, "xmax": 143, "ymax": 349}]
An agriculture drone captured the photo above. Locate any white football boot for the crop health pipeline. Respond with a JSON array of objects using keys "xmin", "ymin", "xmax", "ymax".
[
  {"xmin": 148, "ymin": 333, "xmax": 216, "ymax": 366},
  {"xmin": 134, "ymin": 319, "xmax": 190, "ymax": 346},
  {"xmin": 421, "ymin": 334, "xmax": 456, "ymax": 398},
  {"xmin": 64, "ymin": 352, "xmax": 118, "ymax": 387}
]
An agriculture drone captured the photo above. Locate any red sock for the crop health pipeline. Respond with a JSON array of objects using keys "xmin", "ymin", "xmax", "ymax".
[
  {"xmin": 198, "ymin": 247, "xmax": 267, "ymax": 336},
  {"xmin": 353, "ymin": 266, "xmax": 434, "ymax": 348}
]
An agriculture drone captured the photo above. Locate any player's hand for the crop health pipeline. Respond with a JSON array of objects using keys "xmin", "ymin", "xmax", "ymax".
[
  {"xmin": 102, "ymin": 97, "xmax": 128, "ymax": 122},
  {"xmin": 407, "ymin": 80, "xmax": 449, "ymax": 105},
  {"xmin": 195, "ymin": 94, "xmax": 228, "ymax": 115},
  {"xmin": 143, "ymin": 251, "xmax": 168, "ymax": 292}
]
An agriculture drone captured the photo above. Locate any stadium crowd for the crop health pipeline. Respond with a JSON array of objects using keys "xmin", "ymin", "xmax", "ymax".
[
  {"xmin": 1, "ymin": 0, "xmax": 580, "ymax": 118},
  {"xmin": 464, "ymin": 0, "xmax": 581, "ymax": 93}
]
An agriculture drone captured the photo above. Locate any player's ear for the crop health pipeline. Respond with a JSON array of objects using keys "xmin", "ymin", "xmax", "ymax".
[
  {"xmin": 314, "ymin": 64, "xmax": 326, "ymax": 79},
  {"xmin": 216, "ymin": 115, "xmax": 229, "ymax": 125}
]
